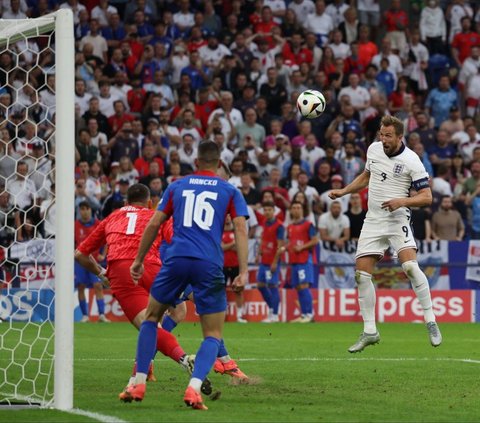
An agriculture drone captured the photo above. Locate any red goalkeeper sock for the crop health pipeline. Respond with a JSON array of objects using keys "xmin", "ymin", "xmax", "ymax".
[{"xmin": 156, "ymin": 327, "xmax": 185, "ymax": 362}]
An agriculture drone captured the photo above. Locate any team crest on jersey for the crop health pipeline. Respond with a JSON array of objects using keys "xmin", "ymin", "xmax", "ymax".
[{"xmin": 393, "ymin": 163, "xmax": 405, "ymax": 176}]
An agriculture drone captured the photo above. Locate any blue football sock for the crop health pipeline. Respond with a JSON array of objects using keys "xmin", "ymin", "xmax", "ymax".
[
  {"xmin": 217, "ymin": 339, "xmax": 229, "ymax": 358},
  {"xmin": 136, "ymin": 321, "xmax": 158, "ymax": 374},
  {"xmin": 192, "ymin": 336, "xmax": 220, "ymax": 381},
  {"xmin": 258, "ymin": 286, "xmax": 272, "ymax": 308},
  {"xmin": 96, "ymin": 298, "xmax": 105, "ymax": 315},
  {"xmin": 269, "ymin": 286, "xmax": 280, "ymax": 314},
  {"xmin": 79, "ymin": 299, "xmax": 88, "ymax": 316},
  {"xmin": 161, "ymin": 315, "xmax": 177, "ymax": 332},
  {"xmin": 297, "ymin": 288, "xmax": 313, "ymax": 315}
]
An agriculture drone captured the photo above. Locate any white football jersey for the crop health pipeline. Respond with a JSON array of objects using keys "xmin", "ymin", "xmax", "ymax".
[{"xmin": 365, "ymin": 141, "xmax": 429, "ymax": 220}]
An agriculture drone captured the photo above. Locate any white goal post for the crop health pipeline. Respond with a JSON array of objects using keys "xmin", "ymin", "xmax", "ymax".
[{"xmin": 0, "ymin": 9, "xmax": 74, "ymax": 410}]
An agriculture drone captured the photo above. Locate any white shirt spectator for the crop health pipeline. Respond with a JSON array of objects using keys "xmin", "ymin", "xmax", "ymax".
[
  {"xmin": 318, "ymin": 211, "xmax": 350, "ymax": 239},
  {"xmin": 338, "ymin": 85, "xmax": 371, "ymax": 110},
  {"xmin": 301, "ymin": 145, "xmax": 326, "ymax": 174},
  {"xmin": 325, "ymin": 2, "xmax": 349, "ymax": 27},
  {"xmin": 255, "ymin": 45, "xmax": 281, "ymax": 72},
  {"xmin": 98, "ymin": 93, "xmax": 121, "ymax": 117},
  {"xmin": 207, "ymin": 107, "xmax": 243, "ymax": 143},
  {"xmin": 40, "ymin": 197, "xmax": 56, "ymax": 237},
  {"xmin": 448, "ymin": 3, "xmax": 473, "ymax": 43},
  {"xmin": 329, "ymin": 41, "xmax": 351, "ymax": 60},
  {"xmin": 59, "ymin": 2, "xmax": 87, "ymax": 25},
  {"xmin": 371, "ymin": 53, "xmax": 403, "ymax": 81},
  {"xmin": 143, "ymin": 83, "xmax": 175, "ymax": 108},
  {"xmin": 420, "ymin": 6, "xmax": 447, "ymax": 42},
  {"xmin": 90, "ymin": 131, "xmax": 108, "ymax": 157},
  {"xmin": 40, "ymin": 87, "xmax": 56, "ymax": 116},
  {"xmin": 173, "ymin": 11, "xmax": 195, "ymax": 30},
  {"xmin": 75, "ymin": 92, "xmax": 93, "ymax": 116},
  {"xmin": 401, "ymin": 42, "xmax": 429, "ymax": 91},
  {"xmin": 459, "ymin": 57, "xmax": 480, "ymax": 88},
  {"xmin": 321, "ymin": 190, "xmax": 350, "ymax": 213},
  {"xmin": 2, "ymin": 8, "xmax": 27, "ymax": 19},
  {"xmin": 198, "ymin": 43, "xmax": 232, "ymax": 67},
  {"xmin": 170, "ymin": 52, "xmax": 190, "ymax": 86},
  {"xmin": 228, "ymin": 175, "xmax": 241, "ymax": 188},
  {"xmin": 305, "ymin": 12, "xmax": 334, "ymax": 41},
  {"xmin": 7, "ymin": 177, "xmax": 37, "ymax": 209},
  {"xmin": 288, "ymin": 185, "xmax": 319, "ymax": 207},
  {"xmin": 177, "ymin": 147, "xmax": 198, "ymax": 169},
  {"xmin": 219, "ymin": 146, "xmax": 234, "ymax": 166},
  {"xmin": 357, "ymin": 0, "xmax": 380, "ymax": 12},
  {"xmin": 432, "ymin": 177, "xmax": 453, "ymax": 196},
  {"xmin": 91, "ymin": 4, "xmax": 118, "ymax": 27},
  {"xmin": 459, "ymin": 132, "xmax": 480, "ymax": 163},
  {"xmin": 79, "ymin": 33, "xmax": 108, "ymax": 62},
  {"xmin": 288, "ymin": 0, "xmax": 315, "ymax": 25},
  {"xmin": 116, "ymin": 169, "xmax": 139, "ymax": 186}
]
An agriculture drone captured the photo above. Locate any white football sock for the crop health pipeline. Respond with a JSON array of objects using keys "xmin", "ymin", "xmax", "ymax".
[
  {"xmin": 188, "ymin": 377, "xmax": 203, "ymax": 393},
  {"xmin": 135, "ymin": 372, "xmax": 147, "ymax": 385},
  {"xmin": 356, "ymin": 271, "xmax": 377, "ymax": 334},
  {"xmin": 402, "ymin": 260, "xmax": 436, "ymax": 323}
]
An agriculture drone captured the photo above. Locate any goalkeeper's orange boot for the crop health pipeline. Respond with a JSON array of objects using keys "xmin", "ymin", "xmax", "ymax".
[
  {"xmin": 213, "ymin": 359, "xmax": 249, "ymax": 380},
  {"xmin": 119, "ymin": 383, "xmax": 146, "ymax": 402},
  {"xmin": 132, "ymin": 361, "xmax": 156, "ymax": 382},
  {"xmin": 183, "ymin": 386, "xmax": 208, "ymax": 410}
]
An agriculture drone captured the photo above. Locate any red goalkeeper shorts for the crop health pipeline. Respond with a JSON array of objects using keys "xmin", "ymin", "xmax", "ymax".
[{"xmin": 107, "ymin": 259, "xmax": 161, "ymax": 322}]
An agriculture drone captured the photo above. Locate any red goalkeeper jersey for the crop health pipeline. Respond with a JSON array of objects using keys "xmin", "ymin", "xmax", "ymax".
[{"xmin": 77, "ymin": 205, "xmax": 161, "ymax": 265}]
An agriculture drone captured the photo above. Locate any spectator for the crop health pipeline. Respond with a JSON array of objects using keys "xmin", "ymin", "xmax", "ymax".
[
  {"xmin": 304, "ymin": 0, "xmax": 334, "ymax": 48},
  {"xmin": 100, "ymin": 178, "xmax": 129, "ymax": 218},
  {"xmin": 263, "ymin": 168, "xmax": 290, "ymax": 212},
  {"xmin": 236, "ymin": 108, "xmax": 266, "ymax": 149},
  {"xmin": 440, "ymin": 106, "xmax": 464, "ymax": 136},
  {"xmin": 101, "ymin": 13, "xmax": 127, "ymax": 50},
  {"xmin": 432, "ymin": 195, "xmax": 465, "ymax": 240},
  {"xmin": 301, "ymin": 134, "xmax": 326, "ymax": 175},
  {"xmin": 320, "ymin": 174, "xmax": 350, "ymax": 212},
  {"xmin": 446, "ymin": 0, "xmax": 474, "ymax": 44},
  {"xmin": 76, "ymin": 129, "xmax": 99, "ymax": 166},
  {"xmin": 357, "ymin": 25, "xmax": 378, "ymax": 70},
  {"xmin": 339, "ymin": 7, "xmax": 360, "ymax": 45},
  {"xmin": 208, "ymin": 91, "xmax": 243, "ymax": 145},
  {"xmin": 345, "ymin": 192, "xmax": 366, "ymax": 241},
  {"xmin": 428, "ymin": 130, "xmax": 457, "ymax": 171},
  {"xmin": 134, "ymin": 142, "xmax": 164, "ymax": 179},
  {"xmin": 420, "ymin": 0, "xmax": 447, "ymax": 55},
  {"xmin": 108, "ymin": 100, "xmax": 134, "ymax": 135},
  {"xmin": 432, "ymin": 164, "xmax": 453, "ymax": 196},
  {"xmin": 309, "ymin": 161, "xmax": 332, "ymax": 195},
  {"xmin": 340, "ymin": 141, "xmax": 365, "ymax": 185},
  {"xmin": 288, "ymin": 0, "xmax": 315, "ymax": 25},
  {"xmin": 177, "ymin": 134, "xmax": 198, "ymax": 170},
  {"xmin": 83, "ymin": 96, "xmax": 110, "ymax": 137},
  {"xmin": 228, "ymin": 157, "xmax": 244, "ymax": 188},
  {"xmin": 288, "ymin": 170, "xmax": 319, "ymax": 208},
  {"xmin": 108, "ymin": 121, "xmax": 139, "ymax": 162},
  {"xmin": 425, "ymin": 75, "xmax": 459, "ymax": 129},
  {"xmin": 376, "ymin": 58, "xmax": 395, "ymax": 97},
  {"xmin": 451, "ymin": 17, "xmax": 480, "ymax": 67},
  {"xmin": 79, "ymin": 19, "xmax": 109, "ymax": 64},
  {"xmin": 318, "ymin": 200, "xmax": 350, "ymax": 249},
  {"xmin": 259, "ymin": 67, "xmax": 288, "ymax": 117},
  {"xmin": 371, "ymin": 38, "xmax": 403, "ymax": 85},
  {"xmin": 239, "ymin": 172, "xmax": 261, "ymax": 208},
  {"xmin": 458, "ymin": 124, "xmax": 480, "ymax": 164},
  {"xmin": 383, "ymin": 0, "xmax": 408, "ymax": 53}
]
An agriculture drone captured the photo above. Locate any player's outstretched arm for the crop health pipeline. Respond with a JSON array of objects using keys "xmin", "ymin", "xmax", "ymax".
[
  {"xmin": 329, "ymin": 170, "xmax": 370, "ymax": 199},
  {"xmin": 232, "ymin": 216, "xmax": 249, "ymax": 292},
  {"xmin": 131, "ymin": 211, "xmax": 167, "ymax": 282}
]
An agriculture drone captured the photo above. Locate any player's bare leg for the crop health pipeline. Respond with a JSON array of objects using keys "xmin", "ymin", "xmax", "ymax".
[
  {"xmin": 398, "ymin": 248, "xmax": 442, "ymax": 347},
  {"xmin": 93, "ymin": 282, "xmax": 109, "ymax": 322},
  {"xmin": 349, "ymin": 255, "xmax": 381, "ymax": 353},
  {"xmin": 184, "ymin": 311, "xmax": 225, "ymax": 410}
]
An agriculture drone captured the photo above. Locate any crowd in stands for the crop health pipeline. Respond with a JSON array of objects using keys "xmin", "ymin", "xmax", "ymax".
[{"xmin": 1, "ymin": 0, "xmax": 480, "ymax": 255}]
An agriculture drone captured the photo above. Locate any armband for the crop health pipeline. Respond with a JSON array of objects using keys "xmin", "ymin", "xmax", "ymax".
[{"xmin": 412, "ymin": 177, "xmax": 429, "ymax": 191}]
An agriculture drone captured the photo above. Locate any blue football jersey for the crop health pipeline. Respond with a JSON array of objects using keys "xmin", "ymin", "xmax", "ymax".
[{"xmin": 157, "ymin": 170, "xmax": 249, "ymax": 268}]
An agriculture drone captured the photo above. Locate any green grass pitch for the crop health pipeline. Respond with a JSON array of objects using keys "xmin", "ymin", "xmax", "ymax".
[{"xmin": 1, "ymin": 322, "xmax": 480, "ymax": 422}]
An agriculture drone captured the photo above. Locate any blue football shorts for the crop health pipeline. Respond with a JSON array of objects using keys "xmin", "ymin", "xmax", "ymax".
[
  {"xmin": 74, "ymin": 261, "xmax": 101, "ymax": 287},
  {"xmin": 290, "ymin": 263, "xmax": 314, "ymax": 287},
  {"xmin": 151, "ymin": 257, "xmax": 227, "ymax": 315},
  {"xmin": 257, "ymin": 263, "xmax": 280, "ymax": 285}
]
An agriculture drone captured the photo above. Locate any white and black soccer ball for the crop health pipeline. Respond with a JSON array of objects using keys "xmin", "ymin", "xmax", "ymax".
[{"xmin": 296, "ymin": 90, "xmax": 326, "ymax": 119}]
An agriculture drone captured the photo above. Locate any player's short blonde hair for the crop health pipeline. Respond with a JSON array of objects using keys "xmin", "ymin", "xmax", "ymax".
[{"xmin": 381, "ymin": 115, "xmax": 404, "ymax": 136}]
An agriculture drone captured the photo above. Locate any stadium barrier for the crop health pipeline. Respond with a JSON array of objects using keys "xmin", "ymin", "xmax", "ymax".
[{"xmin": 2, "ymin": 240, "xmax": 480, "ymax": 323}]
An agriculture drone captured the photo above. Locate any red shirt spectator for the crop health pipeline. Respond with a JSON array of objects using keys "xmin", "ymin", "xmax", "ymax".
[
  {"xmin": 358, "ymin": 41, "xmax": 378, "ymax": 69},
  {"xmin": 282, "ymin": 43, "xmax": 313, "ymax": 67},
  {"xmin": 384, "ymin": 9, "xmax": 408, "ymax": 32},
  {"xmin": 134, "ymin": 143, "xmax": 165, "ymax": 178},
  {"xmin": 127, "ymin": 83, "xmax": 147, "ymax": 114},
  {"xmin": 108, "ymin": 100, "xmax": 134, "ymax": 135},
  {"xmin": 452, "ymin": 31, "xmax": 480, "ymax": 64}
]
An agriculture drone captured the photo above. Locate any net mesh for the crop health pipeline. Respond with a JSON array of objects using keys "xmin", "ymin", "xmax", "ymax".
[{"xmin": 0, "ymin": 20, "xmax": 57, "ymax": 407}]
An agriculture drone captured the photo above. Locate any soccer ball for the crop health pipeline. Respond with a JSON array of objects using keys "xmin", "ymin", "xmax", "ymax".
[{"xmin": 296, "ymin": 90, "xmax": 326, "ymax": 119}]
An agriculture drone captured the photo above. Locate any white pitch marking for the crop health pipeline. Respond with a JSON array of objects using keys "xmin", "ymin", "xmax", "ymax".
[{"xmin": 64, "ymin": 408, "xmax": 128, "ymax": 423}]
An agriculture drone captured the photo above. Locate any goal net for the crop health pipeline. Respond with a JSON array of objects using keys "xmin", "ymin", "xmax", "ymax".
[{"xmin": 0, "ymin": 10, "xmax": 74, "ymax": 410}]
